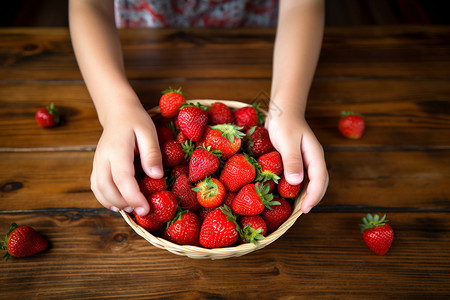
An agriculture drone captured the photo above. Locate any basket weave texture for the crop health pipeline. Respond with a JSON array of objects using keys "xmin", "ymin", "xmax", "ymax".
[{"xmin": 120, "ymin": 99, "xmax": 305, "ymax": 259}]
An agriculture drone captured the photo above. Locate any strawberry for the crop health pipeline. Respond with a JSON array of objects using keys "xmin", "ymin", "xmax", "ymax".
[
  {"xmin": 199, "ymin": 206, "xmax": 240, "ymax": 248},
  {"xmin": 360, "ymin": 214, "xmax": 394, "ymax": 255},
  {"xmin": 261, "ymin": 198, "xmax": 292, "ymax": 232},
  {"xmin": 277, "ymin": 174, "xmax": 301, "ymax": 198},
  {"xmin": 223, "ymin": 192, "xmax": 237, "ymax": 208},
  {"xmin": 245, "ymin": 126, "xmax": 275, "ymax": 157},
  {"xmin": 134, "ymin": 212, "xmax": 164, "ymax": 232},
  {"xmin": 233, "ymin": 104, "xmax": 263, "ymax": 131},
  {"xmin": 338, "ymin": 111, "xmax": 365, "ymax": 139},
  {"xmin": 161, "ymin": 140, "xmax": 185, "ymax": 168},
  {"xmin": 193, "ymin": 177, "xmax": 226, "ymax": 208},
  {"xmin": 138, "ymin": 176, "xmax": 167, "ymax": 198},
  {"xmin": 257, "ymin": 151, "xmax": 283, "ymax": 183},
  {"xmin": 2, "ymin": 223, "xmax": 48, "ymax": 260},
  {"xmin": 219, "ymin": 153, "xmax": 258, "ymax": 192},
  {"xmin": 146, "ymin": 190, "xmax": 178, "ymax": 222},
  {"xmin": 35, "ymin": 103, "xmax": 60, "ymax": 128},
  {"xmin": 171, "ymin": 164, "xmax": 189, "ymax": 178},
  {"xmin": 255, "ymin": 179, "xmax": 275, "ymax": 193},
  {"xmin": 205, "ymin": 124, "xmax": 244, "ymax": 160},
  {"xmin": 156, "ymin": 125, "xmax": 176, "ymax": 147},
  {"xmin": 168, "ymin": 210, "xmax": 201, "ymax": 245},
  {"xmin": 239, "ymin": 215, "xmax": 267, "ymax": 245},
  {"xmin": 177, "ymin": 103, "xmax": 208, "ymax": 141},
  {"xmin": 159, "ymin": 87, "xmax": 186, "ymax": 118},
  {"xmin": 207, "ymin": 102, "xmax": 234, "ymax": 125},
  {"xmin": 171, "ymin": 174, "xmax": 201, "ymax": 212},
  {"xmin": 231, "ymin": 182, "xmax": 279, "ymax": 216},
  {"xmin": 188, "ymin": 146, "xmax": 220, "ymax": 183},
  {"xmin": 176, "ymin": 131, "xmax": 189, "ymax": 144}
]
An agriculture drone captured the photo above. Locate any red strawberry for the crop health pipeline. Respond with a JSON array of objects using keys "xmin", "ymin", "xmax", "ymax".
[
  {"xmin": 277, "ymin": 174, "xmax": 301, "ymax": 198},
  {"xmin": 35, "ymin": 103, "xmax": 60, "ymax": 128},
  {"xmin": 159, "ymin": 87, "xmax": 186, "ymax": 118},
  {"xmin": 199, "ymin": 206, "xmax": 240, "ymax": 248},
  {"xmin": 188, "ymin": 147, "xmax": 220, "ymax": 183},
  {"xmin": 138, "ymin": 176, "xmax": 166, "ymax": 198},
  {"xmin": 176, "ymin": 131, "xmax": 189, "ymax": 144},
  {"xmin": 197, "ymin": 207, "xmax": 216, "ymax": 222},
  {"xmin": 177, "ymin": 104, "xmax": 208, "ymax": 141},
  {"xmin": 338, "ymin": 111, "xmax": 365, "ymax": 139},
  {"xmin": 261, "ymin": 198, "xmax": 292, "ymax": 232},
  {"xmin": 171, "ymin": 164, "xmax": 189, "ymax": 178},
  {"xmin": 234, "ymin": 104, "xmax": 262, "ymax": 131},
  {"xmin": 195, "ymin": 126, "xmax": 211, "ymax": 148},
  {"xmin": 239, "ymin": 215, "xmax": 267, "ymax": 245},
  {"xmin": 219, "ymin": 153, "xmax": 258, "ymax": 192},
  {"xmin": 205, "ymin": 124, "xmax": 244, "ymax": 160},
  {"xmin": 171, "ymin": 174, "xmax": 201, "ymax": 212},
  {"xmin": 2, "ymin": 223, "xmax": 48, "ymax": 260},
  {"xmin": 156, "ymin": 125, "xmax": 176, "ymax": 147},
  {"xmin": 134, "ymin": 213, "xmax": 164, "ymax": 232},
  {"xmin": 208, "ymin": 102, "xmax": 234, "ymax": 125},
  {"xmin": 257, "ymin": 151, "xmax": 283, "ymax": 183},
  {"xmin": 245, "ymin": 126, "xmax": 275, "ymax": 157},
  {"xmin": 255, "ymin": 179, "xmax": 275, "ymax": 193},
  {"xmin": 146, "ymin": 190, "xmax": 178, "ymax": 222},
  {"xmin": 231, "ymin": 183, "xmax": 279, "ymax": 216},
  {"xmin": 360, "ymin": 214, "xmax": 394, "ymax": 255},
  {"xmin": 168, "ymin": 210, "xmax": 201, "ymax": 245},
  {"xmin": 161, "ymin": 140, "xmax": 185, "ymax": 168},
  {"xmin": 193, "ymin": 177, "xmax": 226, "ymax": 208},
  {"xmin": 223, "ymin": 192, "xmax": 237, "ymax": 208}
]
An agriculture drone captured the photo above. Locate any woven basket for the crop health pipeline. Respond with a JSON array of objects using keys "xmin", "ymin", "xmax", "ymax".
[{"xmin": 120, "ymin": 99, "xmax": 306, "ymax": 259}]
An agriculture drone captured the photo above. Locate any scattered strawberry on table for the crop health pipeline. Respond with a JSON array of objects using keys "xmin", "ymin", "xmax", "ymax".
[
  {"xmin": 338, "ymin": 111, "xmax": 365, "ymax": 139},
  {"xmin": 2, "ymin": 223, "xmax": 48, "ymax": 261},
  {"xmin": 35, "ymin": 102, "xmax": 60, "ymax": 128},
  {"xmin": 360, "ymin": 213, "xmax": 394, "ymax": 255},
  {"xmin": 131, "ymin": 87, "xmax": 305, "ymax": 249}
]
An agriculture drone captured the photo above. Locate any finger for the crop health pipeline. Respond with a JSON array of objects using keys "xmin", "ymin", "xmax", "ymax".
[
  {"xmin": 300, "ymin": 139, "xmax": 329, "ymax": 213},
  {"xmin": 135, "ymin": 123, "xmax": 164, "ymax": 179},
  {"xmin": 110, "ymin": 151, "xmax": 150, "ymax": 216},
  {"xmin": 275, "ymin": 134, "xmax": 304, "ymax": 185},
  {"xmin": 91, "ymin": 159, "xmax": 129, "ymax": 212}
]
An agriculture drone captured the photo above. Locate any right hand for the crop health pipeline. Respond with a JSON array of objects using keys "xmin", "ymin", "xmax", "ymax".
[{"xmin": 90, "ymin": 102, "xmax": 163, "ymax": 216}]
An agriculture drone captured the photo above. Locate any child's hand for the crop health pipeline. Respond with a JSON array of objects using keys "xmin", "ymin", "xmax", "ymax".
[
  {"xmin": 90, "ymin": 103, "xmax": 163, "ymax": 216},
  {"xmin": 266, "ymin": 111, "xmax": 328, "ymax": 214}
]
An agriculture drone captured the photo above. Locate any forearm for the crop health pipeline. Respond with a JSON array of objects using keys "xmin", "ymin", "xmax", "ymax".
[
  {"xmin": 69, "ymin": 0, "xmax": 140, "ymax": 126},
  {"xmin": 270, "ymin": 0, "xmax": 324, "ymax": 117}
]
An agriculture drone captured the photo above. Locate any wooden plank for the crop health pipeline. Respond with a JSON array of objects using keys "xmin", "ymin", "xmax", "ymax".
[
  {"xmin": 0, "ymin": 27, "xmax": 449, "ymax": 81},
  {"xmin": 1, "ymin": 78, "xmax": 449, "ymax": 150},
  {"xmin": 1, "ymin": 150, "xmax": 448, "ymax": 211},
  {"xmin": 0, "ymin": 212, "xmax": 448, "ymax": 298}
]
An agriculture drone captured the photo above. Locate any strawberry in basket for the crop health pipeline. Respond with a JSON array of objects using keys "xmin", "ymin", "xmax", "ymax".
[{"xmin": 131, "ymin": 88, "xmax": 304, "ymax": 250}]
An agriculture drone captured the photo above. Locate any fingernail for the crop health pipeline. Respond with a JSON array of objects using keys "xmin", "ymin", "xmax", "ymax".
[
  {"xmin": 149, "ymin": 166, "xmax": 164, "ymax": 178},
  {"xmin": 302, "ymin": 206, "xmax": 311, "ymax": 214},
  {"xmin": 123, "ymin": 206, "xmax": 133, "ymax": 213},
  {"xmin": 287, "ymin": 173, "xmax": 303, "ymax": 185},
  {"xmin": 110, "ymin": 206, "xmax": 119, "ymax": 212},
  {"xmin": 134, "ymin": 207, "xmax": 147, "ymax": 216}
]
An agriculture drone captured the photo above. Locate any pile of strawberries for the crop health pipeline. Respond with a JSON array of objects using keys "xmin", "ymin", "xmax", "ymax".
[{"xmin": 132, "ymin": 88, "xmax": 302, "ymax": 249}]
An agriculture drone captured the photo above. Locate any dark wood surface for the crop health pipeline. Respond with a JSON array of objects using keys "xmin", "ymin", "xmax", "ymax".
[{"xmin": 0, "ymin": 27, "xmax": 449, "ymax": 299}]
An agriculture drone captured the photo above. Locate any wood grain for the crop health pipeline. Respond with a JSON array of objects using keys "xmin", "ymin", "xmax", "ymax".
[
  {"xmin": 1, "ymin": 150, "xmax": 448, "ymax": 211},
  {"xmin": 1, "ymin": 27, "xmax": 449, "ymax": 81},
  {"xmin": 0, "ymin": 212, "xmax": 448, "ymax": 299}
]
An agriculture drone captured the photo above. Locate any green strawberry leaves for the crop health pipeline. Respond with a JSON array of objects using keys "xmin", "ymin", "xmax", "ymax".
[
  {"xmin": 360, "ymin": 213, "xmax": 389, "ymax": 233},
  {"xmin": 210, "ymin": 124, "xmax": 245, "ymax": 143}
]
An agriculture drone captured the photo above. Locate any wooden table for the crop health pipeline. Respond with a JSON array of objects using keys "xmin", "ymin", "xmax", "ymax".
[{"xmin": 1, "ymin": 26, "xmax": 449, "ymax": 299}]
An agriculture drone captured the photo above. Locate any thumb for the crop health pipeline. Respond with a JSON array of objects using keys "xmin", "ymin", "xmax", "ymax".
[
  {"xmin": 135, "ymin": 126, "xmax": 164, "ymax": 179},
  {"xmin": 277, "ymin": 138, "xmax": 304, "ymax": 186}
]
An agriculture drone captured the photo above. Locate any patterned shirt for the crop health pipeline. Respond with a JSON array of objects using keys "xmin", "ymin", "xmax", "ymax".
[{"xmin": 115, "ymin": 0, "xmax": 278, "ymax": 28}]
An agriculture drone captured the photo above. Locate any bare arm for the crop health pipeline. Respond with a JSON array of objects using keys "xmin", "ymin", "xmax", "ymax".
[
  {"xmin": 267, "ymin": 0, "xmax": 328, "ymax": 213},
  {"xmin": 69, "ymin": 0, "xmax": 163, "ymax": 215}
]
